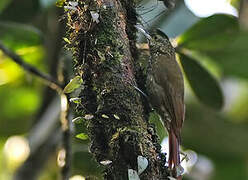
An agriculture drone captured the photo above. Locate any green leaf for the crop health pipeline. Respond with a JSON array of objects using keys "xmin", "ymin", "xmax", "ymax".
[
  {"xmin": 0, "ymin": 22, "xmax": 42, "ymax": 50},
  {"xmin": 55, "ymin": 0, "xmax": 66, "ymax": 7},
  {"xmin": 63, "ymin": 37, "xmax": 71, "ymax": 44},
  {"xmin": 229, "ymin": 0, "xmax": 240, "ymax": 8},
  {"xmin": 148, "ymin": 112, "xmax": 167, "ymax": 141},
  {"xmin": 69, "ymin": 97, "xmax": 81, "ymax": 104},
  {"xmin": 0, "ymin": 0, "xmax": 12, "ymax": 13},
  {"xmin": 40, "ymin": 0, "xmax": 57, "ymax": 8},
  {"xmin": 179, "ymin": 52, "xmax": 224, "ymax": 110},
  {"xmin": 72, "ymin": 117, "xmax": 83, "ymax": 124},
  {"xmin": 178, "ymin": 14, "xmax": 248, "ymax": 79},
  {"xmin": 63, "ymin": 76, "xmax": 83, "ymax": 93},
  {"xmin": 178, "ymin": 14, "xmax": 239, "ymax": 51},
  {"xmin": 76, "ymin": 133, "xmax": 89, "ymax": 140}
]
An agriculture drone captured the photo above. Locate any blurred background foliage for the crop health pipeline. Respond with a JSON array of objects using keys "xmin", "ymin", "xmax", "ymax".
[{"xmin": 0, "ymin": 0, "xmax": 248, "ymax": 179}]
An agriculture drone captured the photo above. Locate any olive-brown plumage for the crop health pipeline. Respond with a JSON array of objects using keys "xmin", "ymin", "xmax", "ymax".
[{"xmin": 146, "ymin": 30, "xmax": 185, "ymax": 179}]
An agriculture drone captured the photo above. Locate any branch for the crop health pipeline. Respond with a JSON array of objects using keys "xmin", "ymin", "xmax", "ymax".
[
  {"xmin": 239, "ymin": 0, "xmax": 248, "ymax": 30},
  {"xmin": 0, "ymin": 41, "xmax": 63, "ymax": 91},
  {"xmin": 13, "ymin": 126, "xmax": 62, "ymax": 180},
  {"xmin": 60, "ymin": 94, "xmax": 71, "ymax": 180},
  {"xmin": 13, "ymin": 97, "xmax": 61, "ymax": 180}
]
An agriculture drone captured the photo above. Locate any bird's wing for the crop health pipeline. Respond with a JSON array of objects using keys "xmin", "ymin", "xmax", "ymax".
[{"xmin": 153, "ymin": 55, "xmax": 185, "ymax": 140}]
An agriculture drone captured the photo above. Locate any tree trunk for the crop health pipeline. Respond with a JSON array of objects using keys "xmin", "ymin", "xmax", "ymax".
[{"xmin": 65, "ymin": 0, "xmax": 169, "ymax": 179}]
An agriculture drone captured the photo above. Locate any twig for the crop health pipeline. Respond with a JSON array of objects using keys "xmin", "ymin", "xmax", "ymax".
[
  {"xmin": 0, "ymin": 41, "xmax": 63, "ymax": 91},
  {"xmin": 239, "ymin": 0, "xmax": 248, "ymax": 30},
  {"xmin": 0, "ymin": 41, "xmax": 73, "ymax": 179},
  {"xmin": 60, "ymin": 94, "xmax": 71, "ymax": 180},
  {"xmin": 14, "ymin": 126, "xmax": 62, "ymax": 180}
]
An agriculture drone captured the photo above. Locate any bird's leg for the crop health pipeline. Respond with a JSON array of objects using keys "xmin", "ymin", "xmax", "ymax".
[{"xmin": 175, "ymin": 164, "xmax": 184, "ymax": 177}]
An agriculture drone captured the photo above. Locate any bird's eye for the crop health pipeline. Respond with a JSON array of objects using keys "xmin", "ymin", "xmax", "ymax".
[{"xmin": 154, "ymin": 36, "xmax": 158, "ymax": 40}]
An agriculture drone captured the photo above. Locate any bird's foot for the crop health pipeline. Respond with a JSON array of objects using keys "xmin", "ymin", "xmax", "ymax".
[
  {"xmin": 180, "ymin": 151, "xmax": 189, "ymax": 163},
  {"xmin": 175, "ymin": 164, "xmax": 184, "ymax": 177}
]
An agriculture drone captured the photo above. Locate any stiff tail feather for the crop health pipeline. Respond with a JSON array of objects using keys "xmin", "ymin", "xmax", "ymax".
[{"xmin": 168, "ymin": 131, "xmax": 182, "ymax": 180}]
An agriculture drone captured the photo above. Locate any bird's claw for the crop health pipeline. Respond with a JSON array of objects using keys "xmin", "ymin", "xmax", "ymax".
[
  {"xmin": 180, "ymin": 151, "xmax": 189, "ymax": 163},
  {"xmin": 175, "ymin": 164, "xmax": 184, "ymax": 177}
]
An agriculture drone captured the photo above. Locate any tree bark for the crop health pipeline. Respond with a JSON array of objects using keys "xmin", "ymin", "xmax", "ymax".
[{"xmin": 64, "ymin": 0, "xmax": 169, "ymax": 179}]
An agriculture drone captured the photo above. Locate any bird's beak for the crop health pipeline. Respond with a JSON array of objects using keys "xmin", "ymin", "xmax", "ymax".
[{"xmin": 134, "ymin": 25, "xmax": 151, "ymax": 40}]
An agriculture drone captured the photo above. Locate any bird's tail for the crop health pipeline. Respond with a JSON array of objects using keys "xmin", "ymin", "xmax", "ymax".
[{"xmin": 168, "ymin": 131, "xmax": 182, "ymax": 180}]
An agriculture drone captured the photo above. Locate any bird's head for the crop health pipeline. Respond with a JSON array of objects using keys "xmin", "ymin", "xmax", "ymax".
[
  {"xmin": 135, "ymin": 26, "xmax": 173, "ymax": 57},
  {"xmin": 149, "ymin": 29, "xmax": 172, "ymax": 55}
]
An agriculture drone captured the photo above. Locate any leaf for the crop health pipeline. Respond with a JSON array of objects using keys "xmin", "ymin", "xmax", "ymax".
[
  {"xmin": 178, "ymin": 14, "xmax": 238, "ymax": 51},
  {"xmin": 113, "ymin": 114, "xmax": 120, "ymax": 120},
  {"xmin": 63, "ymin": 76, "xmax": 83, "ymax": 93},
  {"xmin": 0, "ymin": 0, "xmax": 12, "ymax": 13},
  {"xmin": 100, "ymin": 160, "xmax": 112, "ymax": 165},
  {"xmin": 63, "ymin": 37, "xmax": 71, "ymax": 44},
  {"xmin": 178, "ymin": 14, "xmax": 248, "ymax": 79},
  {"xmin": 149, "ymin": 112, "xmax": 167, "ymax": 141},
  {"xmin": 84, "ymin": 114, "xmax": 94, "ymax": 120},
  {"xmin": 75, "ymin": 133, "xmax": 89, "ymax": 140},
  {"xmin": 69, "ymin": 97, "xmax": 81, "ymax": 104},
  {"xmin": 72, "ymin": 117, "xmax": 83, "ymax": 124},
  {"xmin": 128, "ymin": 169, "xmax": 140, "ymax": 180},
  {"xmin": 229, "ymin": 0, "xmax": 240, "ymax": 8},
  {"xmin": 101, "ymin": 114, "xmax": 109, "ymax": 119},
  {"xmin": 0, "ymin": 22, "xmax": 42, "ymax": 50},
  {"xmin": 179, "ymin": 52, "xmax": 224, "ymax": 110},
  {"xmin": 137, "ymin": 156, "xmax": 148, "ymax": 175},
  {"xmin": 56, "ymin": 0, "xmax": 66, "ymax": 7}
]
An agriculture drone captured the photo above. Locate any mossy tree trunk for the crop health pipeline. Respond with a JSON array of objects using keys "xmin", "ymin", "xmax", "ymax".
[{"xmin": 64, "ymin": 0, "xmax": 169, "ymax": 179}]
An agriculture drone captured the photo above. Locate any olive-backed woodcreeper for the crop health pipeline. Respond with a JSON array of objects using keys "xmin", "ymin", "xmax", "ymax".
[{"xmin": 144, "ymin": 29, "xmax": 185, "ymax": 179}]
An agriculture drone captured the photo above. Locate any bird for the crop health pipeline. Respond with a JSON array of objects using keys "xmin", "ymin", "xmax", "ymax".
[{"xmin": 142, "ymin": 29, "xmax": 185, "ymax": 179}]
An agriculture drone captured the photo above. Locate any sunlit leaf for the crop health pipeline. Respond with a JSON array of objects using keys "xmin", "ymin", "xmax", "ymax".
[
  {"xmin": 84, "ymin": 114, "xmax": 94, "ymax": 120},
  {"xmin": 179, "ymin": 52, "xmax": 224, "ymax": 110},
  {"xmin": 56, "ymin": 0, "xmax": 66, "ymax": 7},
  {"xmin": 113, "ymin": 114, "xmax": 120, "ymax": 120},
  {"xmin": 0, "ymin": 46, "xmax": 45, "ymax": 85},
  {"xmin": 229, "ymin": 0, "xmax": 240, "ymax": 8},
  {"xmin": 100, "ymin": 160, "xmax": 112, "ymax": 166},
  {"xmin": 76, "ymin": 133, "xmax": 89, "ymax": 140},
  {"xmin": 63, "ymin": 37, "xmax": 71, "ymax": 44},
  {"xmin": 0, "ymin": 86, "xmax": 41, "ymax": 135},
  {"xmin": 69, "ymin": 97, "xmax": 81, "ymax": 104},
  {"xmin": 63, "ymin": 76, "xmax": 83, "ymax": 93},
  {"xmin": 0, "ymin": 55, "xmax": 23, "ymax": 85},
  {"xmin": 178, "ymin": 14, "xmax": 248, "ymax": 79},
  {"xmin": 101, "ymin": 114, "xmax": 109, "ymax": 119}
]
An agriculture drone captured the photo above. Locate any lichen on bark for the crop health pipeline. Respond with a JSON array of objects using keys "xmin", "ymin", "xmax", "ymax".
[{"xmin": 63, "ymin": 0, "xmax": 169, "ymax": 179}]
